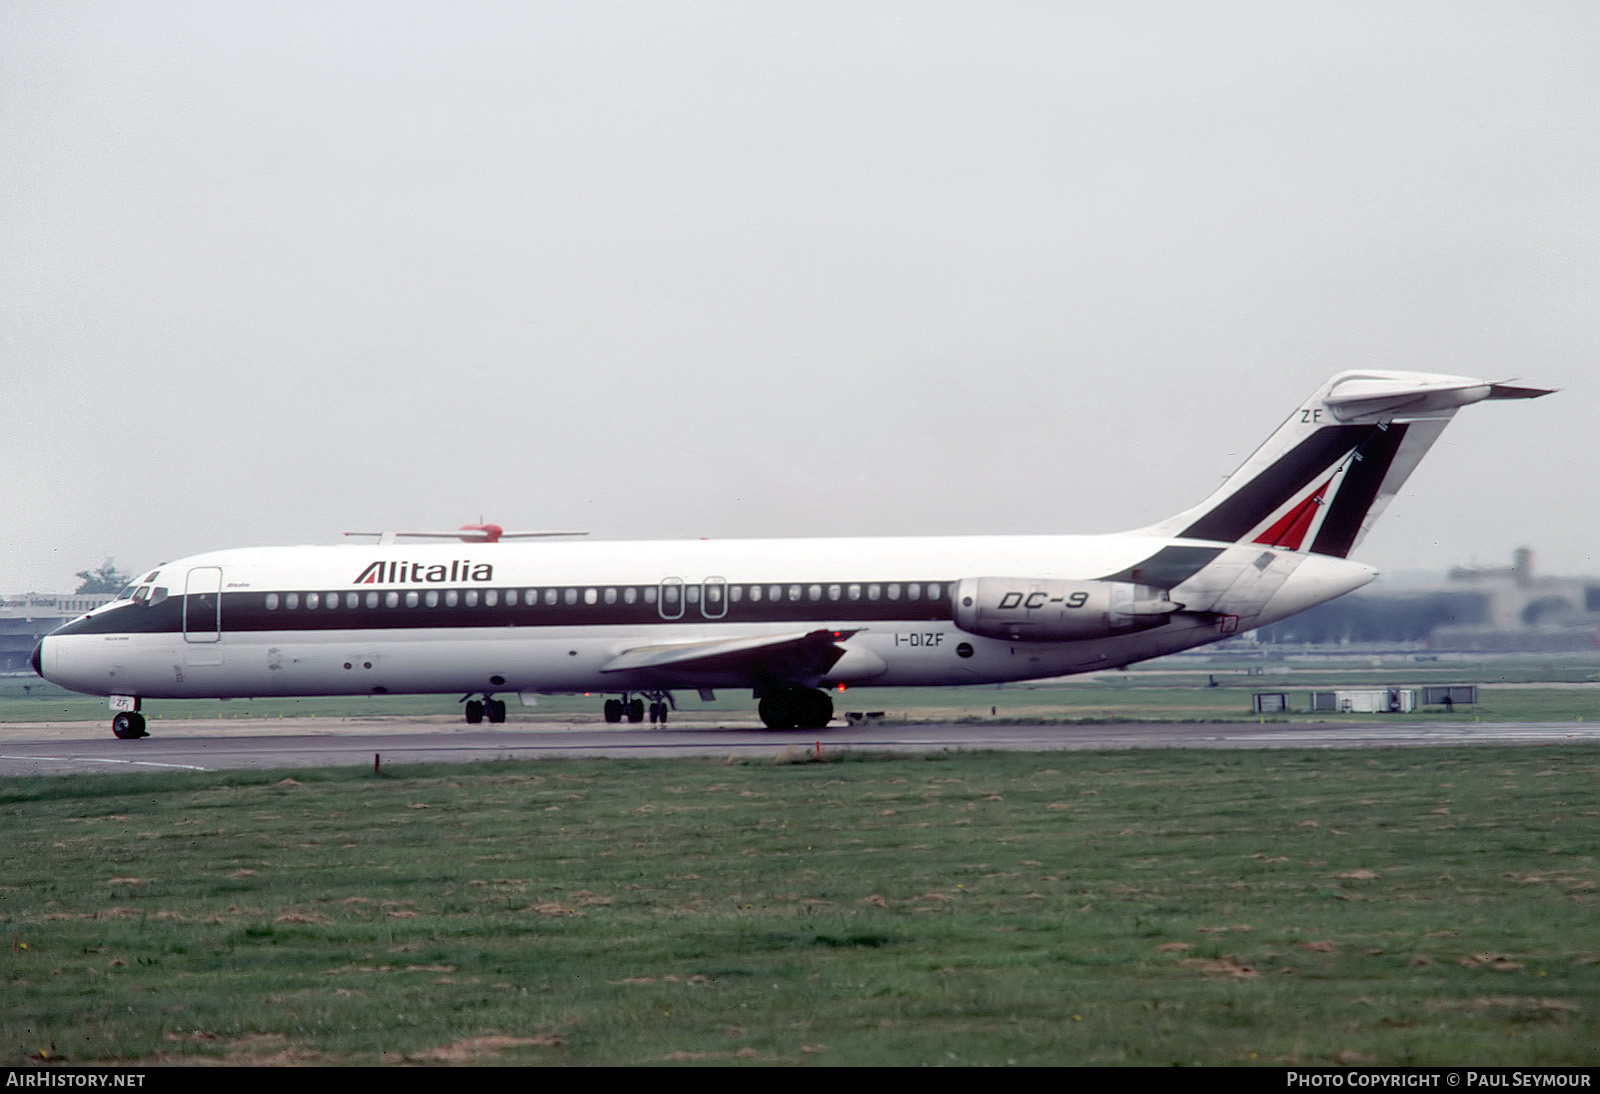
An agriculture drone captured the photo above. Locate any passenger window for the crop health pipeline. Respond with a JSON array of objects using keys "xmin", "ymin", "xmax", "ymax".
[
  {"xmin": 624, "ymin": 587, "xmax": 637, "ymax": 605},
  {"xmin": 848, "ymin": 584, "xmax": 861, "ymax": 600},
  {"xmin": 545, "ymin": 588, "xmax": 558, "ymax": 606},
  {"xmin": 485, "ymin": 590, "xmax": 498, "ymax": 607},
  {"xmin": 603, "ymin": 587, "xmax": 617, "ymax": 605},
  {"xmin": 729, "ymin": 585, "xmax": 742, "ymax": 603},
  {"xmin": 286, "ymin": 593, "xmax": 300, "ymax": 609},
  {"xmin": 564, "ymin": 588, "xmax": 578, "ymax": 606},
  {"xmin": 908, "ymin": 583, "xmax": 920, "ymax": 600},
  {"xmin": 788, "ymin": 585, "xmax": 801, "ymax": 602},
  {"xmin": 445, "ymin": 590, "xmax": 459, "ymax": 607},
  {"xmin": 405, "ymin": 591, "xmax": 419, "ymax": 608},
  {"xmin": 326, "ymin": 593, "xmax": 338, "ymax": 610},
  {"xmin": 306, "ymin": 592, "xmax": 319, "ymax": 609},
  {"xmin": 584, "ymin": 588, "xmax": 598, "ymax": 605},
  {"xmin": 769, "ymin": 585, "xmax": 782, "ymax": 602},
  {"xmin": 504, "ymin": 589, "xmax": 517, "ymax": 606},
  {"xmin": 365, "ymin": 592, "xmax": 379, "ymax": 609},
  {"xmin": 465, "ymin": 590, "xmax": 479, "ymax": 607},
  {"xmin": 385, "ymin": 591, "xmax": 399, "ymax": 608},
  {"xmin": 828, "ymin": 584, "xmax": 841, "ymax": 601},
  {"xmin": 868, "ymin": 584, "xmax": 881, "ymax": 601},
  {"xmin": 808, "ymin": 585, "xmax": 822, "ymax": 601},
  {"xmin": 643, "ymin": 587, "xmax": 658, "ymax": 605},
  {"xmin": 749, "ymin": 585, "xmax": 762, "ymax": 603},
  {"xmin": 425, "ymin": 590, "xmax": 438, "ymax": 608},
  {"xmin": 346, "ymin": 592, "xmax": 360, "ymax": 609},
  {"xmin": 887, "ymin": 584, "xmax": 901, "ymax": 600},
  {"xmin": 265, "ymin": 593, "xmax": 279, "ymax": 610}
]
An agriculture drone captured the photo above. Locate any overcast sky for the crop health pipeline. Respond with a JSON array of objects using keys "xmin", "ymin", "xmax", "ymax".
[{"xmin": 4, "ymin": 2, "xmax": 1596, "ymax": 592}]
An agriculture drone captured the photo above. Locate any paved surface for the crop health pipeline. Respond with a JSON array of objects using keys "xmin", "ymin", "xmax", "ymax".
[{"xmin": 4, "ymin": 716, "xmax": 1599, "ymax": 775}]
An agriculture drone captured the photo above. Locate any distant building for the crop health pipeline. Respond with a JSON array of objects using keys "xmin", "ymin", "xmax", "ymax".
[
  {"xmin": 0, "ymin": 593, "xmax": 116, "ymax": 674},
  {"xmin": 1256, "ymin": 548, "xmax": 1600, "ymax": 651}
]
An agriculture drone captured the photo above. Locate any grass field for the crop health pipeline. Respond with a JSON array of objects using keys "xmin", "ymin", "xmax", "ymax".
[{"xmin": 4, "ymin": 746, "xmax": 1597, "ymax": 1066}]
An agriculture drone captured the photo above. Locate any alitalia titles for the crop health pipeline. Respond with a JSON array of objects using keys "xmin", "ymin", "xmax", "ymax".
[{"xmin": 353, "ymin": 560, "xmax": 495, "ymax": 585}]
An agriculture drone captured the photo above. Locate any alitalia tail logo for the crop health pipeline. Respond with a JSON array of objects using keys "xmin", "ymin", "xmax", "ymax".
[{"xmin": 353, "ymin": 560, "xmax": 495, "ymax": 585}]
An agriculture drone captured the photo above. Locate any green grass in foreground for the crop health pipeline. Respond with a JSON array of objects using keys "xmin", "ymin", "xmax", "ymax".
[{"xmin": 3, "ymin": 747, "xmax": 1598, "ymax": 1066}]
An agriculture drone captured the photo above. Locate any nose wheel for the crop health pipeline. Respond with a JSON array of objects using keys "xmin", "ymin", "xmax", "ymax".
[{"xmin": 111, "ymin": 712, "xmax": 148, "ymax": 739}]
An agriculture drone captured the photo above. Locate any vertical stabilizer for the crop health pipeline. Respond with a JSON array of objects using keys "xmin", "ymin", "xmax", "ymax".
[{"xmin": 1138, "ymin": 371, "xmax": 1550, "ymax": 558}]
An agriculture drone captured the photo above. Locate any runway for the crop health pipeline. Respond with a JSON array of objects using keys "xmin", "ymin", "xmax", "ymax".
[{"xmin": 3, "ymin": 716, "xmax": 1598, "ymax": 775}]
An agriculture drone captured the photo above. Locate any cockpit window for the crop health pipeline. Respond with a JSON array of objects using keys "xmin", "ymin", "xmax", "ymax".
[
  {"xmin": 115, "ymin": 585, "xmax": 137, "ymax": 601},
  {"xmin": 132, "ymin": 586, "xmax": 151, "ymax": 603}
]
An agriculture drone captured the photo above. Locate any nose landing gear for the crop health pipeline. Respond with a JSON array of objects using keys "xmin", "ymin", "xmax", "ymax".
[{"xmin": 111, "ymin": 711, "xmax": 148, "ymax": 739}]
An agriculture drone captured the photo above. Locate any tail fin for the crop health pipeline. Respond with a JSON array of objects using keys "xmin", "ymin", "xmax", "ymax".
[{"xmin": 1139, "ymin": 371, "xmax": 1550, "ymax": 558}]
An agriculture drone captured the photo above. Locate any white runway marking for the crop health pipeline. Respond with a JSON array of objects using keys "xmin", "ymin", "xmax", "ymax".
[{"xmin": 0, "ymin": 753, "xmax": 211, "ymax": 771}]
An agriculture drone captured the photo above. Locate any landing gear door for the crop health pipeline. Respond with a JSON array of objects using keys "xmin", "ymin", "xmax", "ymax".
[{"xmin": 184, "ymin": 567, "xmax": 223, "ymax": 644}]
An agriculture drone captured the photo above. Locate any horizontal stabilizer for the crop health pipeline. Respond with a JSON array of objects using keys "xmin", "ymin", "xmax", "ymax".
[
  {"xmin": 1487, "ymin": 382, "xmax": 1556, "ymax": 401},
  {"xmin": 1323, "ymin": 374, "xmax": 1491, "ymax": 422},
  {"xmin": 1139, "ymin": 369, "xmax": 1549, "ymax": 559}
]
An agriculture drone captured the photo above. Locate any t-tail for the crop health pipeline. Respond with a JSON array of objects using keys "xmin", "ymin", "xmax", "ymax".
[{"xmin": 1139, "ymin": 370, "xmax": 1551, "ymax": 557}]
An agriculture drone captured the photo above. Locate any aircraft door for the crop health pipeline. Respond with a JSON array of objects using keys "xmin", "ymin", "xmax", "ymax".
[
  {"xmin": 184, "ymin": 567, "xmax": 223, "ymax": 643},
  {"xmin": 182, "ymin": 566, "xmax": 226, "ymax": 668}
]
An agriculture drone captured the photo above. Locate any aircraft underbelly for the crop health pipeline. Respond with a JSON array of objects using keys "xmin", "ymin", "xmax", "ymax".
[{"xmin": 50, "ymin": 600, "xmax": 1243, "ymax": 704}]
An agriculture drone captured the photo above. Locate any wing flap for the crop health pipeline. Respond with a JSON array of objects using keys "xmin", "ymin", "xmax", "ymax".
[{"xmin": 601, "ymin": 628, "xmax": 857, "ymax": 680}]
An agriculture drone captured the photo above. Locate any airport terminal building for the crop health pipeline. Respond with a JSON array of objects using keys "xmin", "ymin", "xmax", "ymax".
[{"xmin": 0, "ymin": 593, "xmax": 115, "ymax": 674}]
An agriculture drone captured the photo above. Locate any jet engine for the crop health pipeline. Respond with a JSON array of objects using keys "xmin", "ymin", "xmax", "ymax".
[{"xmin": 951, "ymin": 577, "xmax": 1180, "ymax": 642}]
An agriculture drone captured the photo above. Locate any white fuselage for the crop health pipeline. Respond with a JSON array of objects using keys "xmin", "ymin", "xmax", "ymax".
[{"xmin": 36, "ymin": 533, "xmax": 1376, "ymax": 703}]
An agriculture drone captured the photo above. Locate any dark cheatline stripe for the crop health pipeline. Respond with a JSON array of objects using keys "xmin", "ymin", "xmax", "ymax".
[
  {"xmin": 1098, "ymin": 545, "xmax": 1225, "ymax": 589},
  {"xmin": 1310, "ymin": 423, "xmax": 1410, "ymax": 558},
  {"xmin": 1180, "ymin": 425, "xmax": 1374, "ymax": 544},
  {"xmin": 50, "ymin": 580, "xmax": 957, "ymax": 637}
]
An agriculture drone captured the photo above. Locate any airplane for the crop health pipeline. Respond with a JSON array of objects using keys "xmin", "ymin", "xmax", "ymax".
[{"xmin": 32, "ymin": 370, "xmax": 1548, "ymax": 739}]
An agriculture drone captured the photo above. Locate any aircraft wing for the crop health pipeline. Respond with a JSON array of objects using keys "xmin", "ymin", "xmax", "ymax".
[{"xmin": 600, "ymin": 628, "xmax": 858, "ymax": 682}]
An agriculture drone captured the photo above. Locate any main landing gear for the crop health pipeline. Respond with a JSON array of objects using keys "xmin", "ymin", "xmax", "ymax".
[
  {"xmin": 604, "ymin": 691, "xmax": 673, "ymax": 725},
  {"xmin": 111, "ymin": 711, "xmax": 148, "ymax": 739},
  {"xmin": 462, "ymin": 694, "xmax": 508, "ymax": 724},
  {"xmin": 757, "ymin": 687, "xmax": 833, "ymax": 730}
]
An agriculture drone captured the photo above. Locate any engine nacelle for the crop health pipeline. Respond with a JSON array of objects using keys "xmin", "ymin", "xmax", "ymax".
[{"xmin": 952, "ymin": 577, "xmax": 1180, "ymax": 642}]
